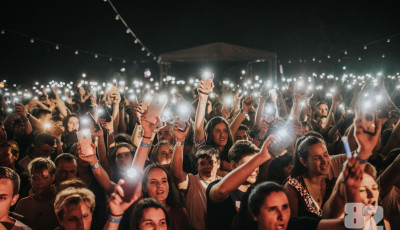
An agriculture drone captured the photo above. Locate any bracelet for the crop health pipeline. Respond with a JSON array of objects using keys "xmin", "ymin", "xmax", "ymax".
[
  {"xmin": 108, "ymin": 214, "xmax": 123, "ymax": 223},
  {"xmin": 26, "ymin": 113, "xmax": 31, "ymax": 118},
  {"xmin": 24, "ymin": 117, "xmax": 29, "ymax": 122},
  {"xmin": 140, "ymin": 141, "xmax": 151, "ymax": 148},
  {"xmin": 90, "ymin": 161, "xmax": 100, "ymax": 169},
  {"xmin": 240, "ymin": 108, "xmax": 246, "ymax": 114},
  {"xmin": 56, "ymin": 140, "xmax": 62, "ymax": 144},
  {"xmin": 176, "ymin": 141, "xmax": 185, "ymax": 146},
  {"xmin": 356, "ymin": 156, "xmax": 368, "ymax": 164},
  {"xmin": 107, "ymin": 131, "xmax": 114, "ymax": 135}
]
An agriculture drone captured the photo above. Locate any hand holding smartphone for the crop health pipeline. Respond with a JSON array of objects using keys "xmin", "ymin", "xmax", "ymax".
[
  {"xmin": 120, "ymin": 167, "xmax": 141, "ymax": 202},
  {"xmin": 200, "ymin": 71, "xmax": 214, "ymax": 94},
  {"xmin": 77, "ymin": 129, "xmax": 94, "ymax": 156},
  {"xmin": 98, "ymin": 106, "xmax": 112, "ymax": 122},
  {"xmin": 145, "ymin": 93, "xmax": 168, "ymax": 124},
  {"xmin": 81, "ymin": 112, "xmax": 101, "ymax": 132}
]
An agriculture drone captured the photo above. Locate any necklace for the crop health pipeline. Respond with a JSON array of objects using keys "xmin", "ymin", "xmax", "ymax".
[{"xmin": 305, "ymin": 178, "xmax": 322, "ymax": 203}]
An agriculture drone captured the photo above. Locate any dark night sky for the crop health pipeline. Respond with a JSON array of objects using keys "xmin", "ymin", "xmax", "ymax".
[{"xmin": 1, "ymin": 0, "xmax": 400, "ymax": 84}]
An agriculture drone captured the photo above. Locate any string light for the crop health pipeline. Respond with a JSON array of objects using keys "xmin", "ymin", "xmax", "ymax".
[
  {"xmin": 55, "ymin": 44, "xmax": 59, "ymax": 50},
  {"xmin": 75, "ymin": 50, "xmax": 79, "ymax": 55},
  {"xmin": 104, "ymin": 0, "xmax": 157, "ymax": 61},
  {"xmin": 30, "ymin": 38, "xmax": 35, "ymax": 43},
  {"xmin": 94, "ymin": 54, "xmax": 98, "ymax": 58}
]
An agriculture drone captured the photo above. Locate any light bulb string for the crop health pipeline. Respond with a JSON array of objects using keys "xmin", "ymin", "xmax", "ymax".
[
  {"xmin": 0, "ymin": 26, "xmax": 155, "ymax": 63},
  {"xmin": 105, "ymin": 0, "xmax": 157, "ymax": 58}
]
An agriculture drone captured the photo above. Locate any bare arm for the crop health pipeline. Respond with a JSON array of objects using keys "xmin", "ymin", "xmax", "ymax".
[
  {"xmin": 377, "ymin": 153, "xmax": 400, "ymax": 198},
  {"xmin": 170, "ymin": 122, "xmax": 190, "ymax": 189},
  {"xmin": 284, "ymin": 183, "xmax": 299, "ymax": 217},
  {"xmin": 78, "ymin": 144, "xmax": 116, "ymax": 194},
  {"xmin": 321, "ymin": 93, "xmax": 342, "ymax": 133},
  {"xmin": 209, "ymin": 136, "xmax": 274, "ymax": 203},
  {"xmin": 194, "ymin": 81, "xmax": 213, "ymax": 142}
]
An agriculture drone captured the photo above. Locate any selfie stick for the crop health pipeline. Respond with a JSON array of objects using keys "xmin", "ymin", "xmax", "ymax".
[{"xmin": 341, "ymin": 136, "xmax": 352, "ymax": 158}]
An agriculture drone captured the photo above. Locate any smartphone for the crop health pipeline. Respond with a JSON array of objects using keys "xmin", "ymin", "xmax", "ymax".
[
  {"xmin": 109, "ymin": 83, "xmax": 119, "ymax": 98},
  {"xmin": 263, "ymin": 103, "xmax": 276, "ymax": 117},
  {"xmin": 81, "ymin": 112, "xmax": 101, "ymax": 132},
  {"xmin": 77, "ymin": 129, "xmax": 94, "ymax": 156},
  {"xmin": 201, "ymin": 71, "xmax": 214, "ymax": 92},
  {"xmin": 268, "ymin": 129, "xmax": 290, "ymax": 157},
  {"xmin": 360, "ymin": 110, "xmax": 376, "ymax": 135},
  {"xmin": 99, "ymin": 106, "xmax": 112, "ymax": 122},
  {"xmin": 120, "ymin": 167, "xmax": 141, "ymax": 202},
  {"xmin": 177, "ymin": 114, "xmax": 190, "ymax": 132},
  {"xmin": 145, "ymin": 93, "xmax": 168, "ymax": 124},
  {"xmin": 47, "ymin": 88, "xmax": 57, "ymax": 99}
]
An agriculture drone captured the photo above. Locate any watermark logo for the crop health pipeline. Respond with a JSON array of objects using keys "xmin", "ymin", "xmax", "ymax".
[{"xmin": 344, "ymin": 203, "xmax": 384, "ymax": 230}]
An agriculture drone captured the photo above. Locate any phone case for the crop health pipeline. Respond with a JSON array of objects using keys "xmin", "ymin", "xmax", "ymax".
[
  {"xmin": 77, "ymin": 130, "xmax": 94, "ymax": 156},
  {"xmin": 145, "ymin": 94, "xmax": 168, "ymax": 124},
  {"xmin": 99, "ymin": 107, "xmax": 112, "ymax": 122},
  {"xmin": 360, "ymin": 111, "xmax": 376, "ymax": 135},
  {"xmin": 82, "ymin": 112, "xmax": 101, "ymax": 132},
  {"xmin": 178, "ymin": 114, "xmax": 190, "ymax": 131}
]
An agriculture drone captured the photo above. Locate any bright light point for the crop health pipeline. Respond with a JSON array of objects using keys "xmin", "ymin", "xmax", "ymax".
[
  {"xmin": 241, "ymin": 70, "xmax": 246, "ymax": 75},
  {"xmin": 81, "ymin": 118, "xmax": 89, "ymax": 124},
  {"xmin": 82, "ymin": 73, "xmax": 86, "ymax": 78},
  {"xmin": 278, "ymin": 129, "xmax": 287, "ymax": 137},
  {"xmin": 44, "ymin": 123, "xmax": 51, "ymax": 129},
  {"xmin": 120, "ymin": 68, "xmax": 126, "ymax": 72},
  {"xmin": 224, "ymin": 97, "xmax": 233, "ymax": 106},
  {"xmin": 185, "ymin": 86, "xmax": 191, "ymax": 92},
  {"xmin": 82, "ymin": 129, "xmax": 90, "ymax": 137},
  {"xmin": 126, "ymin": 168, "xmax": 137, "ymax": 179}
]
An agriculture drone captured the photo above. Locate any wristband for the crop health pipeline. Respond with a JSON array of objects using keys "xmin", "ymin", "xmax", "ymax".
[
  {"xmin": 90, "ymin": 161, "xmax": 100, "ymax": 169},
  {"xmin": 356, "ymin": 156, "xmax": 368, "ymax": 164},
  {"xmin": 24, "ymin": 117, "xmax": 29, "ymax": 122},
  {"xmin": 176, "ymin": 141, "xmax": 185, "ymax": 146},
  {"xmin": 108, "ymin": 214, "xmax": 122, "ymax": 223},
  {"xmin": 26, "ymin": 113, "xmax": 31, "ymax": 118},
  {"xmin": 56, "ymin": 140, "xmax": 62, "ymax": 144},
  {"xmin": 107, "ymin": 131, "xmax": 114, "ymax": 135},
  {"xmin": 140, "ymin": 141, "xmax": 151, "ymax": 148},
  {"xmin": 240, "ymin": 108, "xmax": 246, "ymax": 114}
]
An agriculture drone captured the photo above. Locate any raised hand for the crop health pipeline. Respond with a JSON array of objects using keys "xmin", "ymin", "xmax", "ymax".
[
  {"xmin": 108, "ymin": 179, "xmax": 140, "ymax": 216},
  {"xmin": 77, "ymin": 143, "xmax": 98, "ymax": 165},
  {"xmin": 140, "ymin": 110, "xmax": 160, "ymax": 137},
  {"xmin": 172, "ymin": 121, "xmax": 190, "ymax": 141},
  {"xmin": 353, "ymin": 109, "xmax": 386, "ymax": 159}
]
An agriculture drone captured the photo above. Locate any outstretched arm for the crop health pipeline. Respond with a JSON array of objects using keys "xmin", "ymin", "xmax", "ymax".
[
  {"xmin": 171, "ymin": 122, "xmax": 190, "ymax": 190},
  {"xmin": 209, "ymin": 136, "xmax": 275, "ymax": 203},
  {"xmin": 194, "ymin": 80, "xmax": 214, "ymax": 142}
]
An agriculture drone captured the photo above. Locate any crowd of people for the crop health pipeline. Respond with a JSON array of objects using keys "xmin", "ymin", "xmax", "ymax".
[{"xmin": 0, "ymin": 71, "xmax": 400, "ymax": 230}]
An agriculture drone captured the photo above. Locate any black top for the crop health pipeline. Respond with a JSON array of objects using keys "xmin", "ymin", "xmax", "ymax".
[
  {"xmin": 206, "ymin": 180, "xmax": 245, "ymax": 230},
  {"xmin": 287, "ymin": 216, "xmax": 321, "ymax": 230}
]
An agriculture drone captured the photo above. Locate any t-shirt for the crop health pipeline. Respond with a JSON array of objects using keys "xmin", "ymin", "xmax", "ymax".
[
  {"xmin": 10, "ymin": 217, "xmax": 32, "ymax": 230},
  {"xmin": 287, "ymin": 216, "xmax": 321, "ymax": 230},
  {"xmin": 14, "ymin": 196, "xmax": 58, "ymax": 230},
  {"xmin": 184, "ymin": 174, "xmax": 207, "ymax": 230},
  {"xmin": 206, "ymin": 180, "xmax": 245, "ymax": 230}
]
